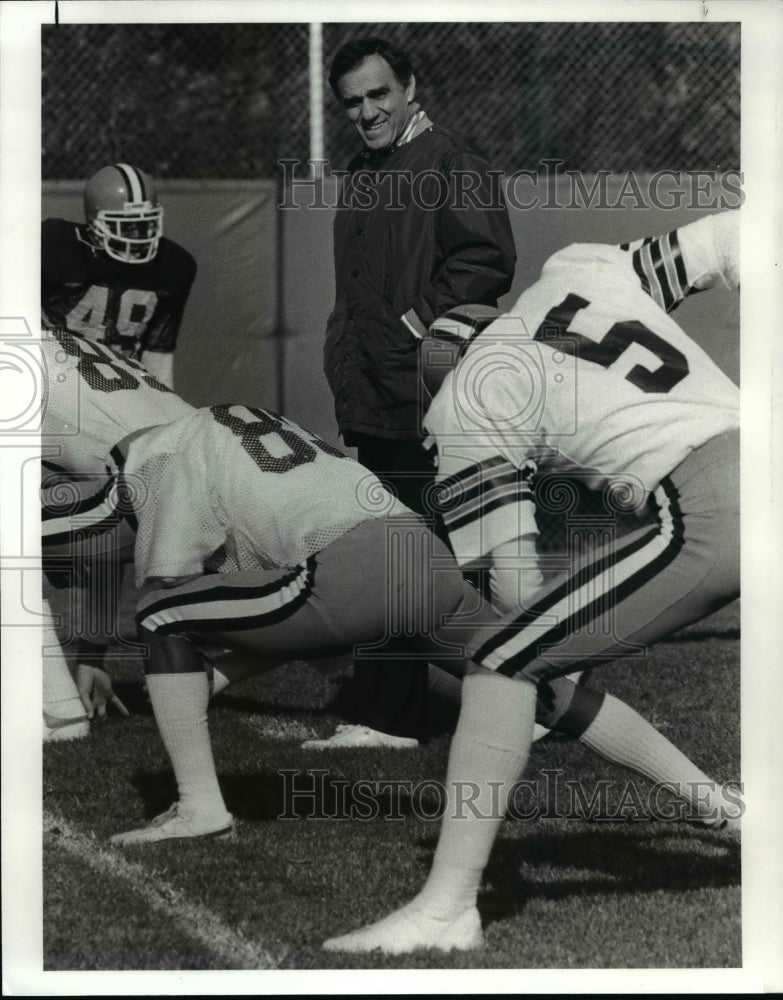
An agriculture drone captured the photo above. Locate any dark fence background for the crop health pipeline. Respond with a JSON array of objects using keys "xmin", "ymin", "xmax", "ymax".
[{"xmin": 43, "ymin": 21, "xmax": 740, "ymax": 180}]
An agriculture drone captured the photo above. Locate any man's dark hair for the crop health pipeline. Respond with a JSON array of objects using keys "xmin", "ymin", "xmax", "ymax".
[{"xmin": 328, "ymin": 37, "xmax": 414, "ymax": 97}]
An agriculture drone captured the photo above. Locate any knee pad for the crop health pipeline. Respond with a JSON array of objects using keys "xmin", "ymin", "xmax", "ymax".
[{"xmin": 536, "ymin": 676, "xmax": 605, "ymax": 737}]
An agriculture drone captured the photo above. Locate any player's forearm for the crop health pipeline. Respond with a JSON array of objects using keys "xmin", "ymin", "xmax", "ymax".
[
  {"xmin": 679, "ymin": 210, "xmax": 739, "ymax": 292},
  {"xmin": 141, "ymin": 350, "xmax": 175, "ymax": 390},
  {"xmin": 488, "ymin": 535, "xmax": 543, "ymax": 616}
]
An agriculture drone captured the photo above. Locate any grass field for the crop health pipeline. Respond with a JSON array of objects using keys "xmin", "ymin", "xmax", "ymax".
[{"xmin": 42, "ymin": 600, "xmax": 741, "ymax": 972}]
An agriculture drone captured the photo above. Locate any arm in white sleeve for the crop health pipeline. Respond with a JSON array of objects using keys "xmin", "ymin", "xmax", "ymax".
[
  {"xmin": 677, "ymin": 210, "xmax": 739, "ymax": 292},
  {"xmin": 140, "ymin": 350, "xmax": 175, "ymax": 390},
  {"xmin": 487, "ymin": 534, "xmax": 543, "ymax": 616}
]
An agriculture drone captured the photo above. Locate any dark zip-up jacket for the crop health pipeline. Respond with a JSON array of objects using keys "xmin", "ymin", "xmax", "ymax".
[{"xmin": 324, "ymin": 125, "xmax": 516, "ymax": 442}]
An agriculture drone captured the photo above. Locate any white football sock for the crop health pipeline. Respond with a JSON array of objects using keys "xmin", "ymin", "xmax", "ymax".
[
  {"xmin": 415, "ymin": 672, "xmax": 537, "ymax": 919},
  {"xmin": 580, "ymin": 692, "xmax": 737, "ymax": 824},
  {"xmin": 42, "ymin": 604, "xmax": 85, "ymax": 721},
  {"xmin": 145, "ymin": 672, "xmax": 229, "ymax": 819}
]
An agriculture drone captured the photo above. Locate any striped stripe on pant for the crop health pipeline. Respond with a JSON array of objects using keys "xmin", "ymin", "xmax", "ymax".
[{"xmin": 468, "ymin": 429, "xmax": 739, "ymax": 683}]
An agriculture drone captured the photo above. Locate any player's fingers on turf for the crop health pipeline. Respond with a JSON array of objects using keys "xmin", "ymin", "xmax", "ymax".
[
  {"xmin": 111, "ymin": 693, "xmax": 130, "ymax": 717},
  {"xmin": 93, "ymin": 669, "xmax": 113, "ymax": 696},
  {"xmin": 75, "ymin": 665, "xmax": 96, "ymax": 717},
  {"xmin": 76, "ymin": 686, "xmax": 95, "ymax": 719}
]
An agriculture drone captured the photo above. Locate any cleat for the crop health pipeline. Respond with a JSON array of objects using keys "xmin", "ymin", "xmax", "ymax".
[
  {"xmin": 707, "ymin": 815, "xmax": 741, "ymax": 837},
  {"xmin": 110, "ymin": 803, "xmax": 235, "ymax": 846},
  {"xmin": 301, "ymin": 724, "xmax": 419, "ymax": 750},
  {"xmin": 694, "ymin": 808, "xmax": 741, "ymax": 837},
  {"xmin": 43, "ymin": 710, "xmax": 89, "ymax": 742},
  {"xmin": 323, "ymin": 903, "xmax": 483, "ymax": 955}
]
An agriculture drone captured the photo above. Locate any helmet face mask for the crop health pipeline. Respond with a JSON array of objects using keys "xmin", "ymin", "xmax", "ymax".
[{"xmin": 84, "ymin": 163, "xmax": 163, "ymax": 264}]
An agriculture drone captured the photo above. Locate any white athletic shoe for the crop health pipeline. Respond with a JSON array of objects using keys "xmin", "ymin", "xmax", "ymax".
[
  {"xmin": 701, "ymin": 815, "xmax": 741, "ymax": 837},
  {"xmin": 323, "ymin": 903, "xmax": 483, "ymax": 955},
  {"xmin": 43, "ymin": 710, "xmax": 89, "ymax": 743},
  {"xmin": 301, "ymin": 724, "xmax": 419, "ymax": 750},
  {"xmin": 109, "ymin": 803, "xmax": 235, "ymax": 846}
]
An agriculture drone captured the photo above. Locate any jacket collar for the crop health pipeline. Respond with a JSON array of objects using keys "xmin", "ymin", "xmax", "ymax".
[{"xmin": 358, "ymin": 108, "xmax": 433, "ymax": 168}]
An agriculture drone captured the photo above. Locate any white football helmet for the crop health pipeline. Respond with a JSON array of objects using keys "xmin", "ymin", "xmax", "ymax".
[{"xmin": 84, "ymin": 163, "xmax": 163, "ymax": 264}]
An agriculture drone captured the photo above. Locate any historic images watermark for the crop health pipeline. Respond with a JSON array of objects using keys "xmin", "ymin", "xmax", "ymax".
[
  {"xmin": 277, "ymin": 767, "xmax": 744, "ymax": 825},
  {"xmin": 278, "ymin": 158, "xmax": 744, "ymax": 212}
]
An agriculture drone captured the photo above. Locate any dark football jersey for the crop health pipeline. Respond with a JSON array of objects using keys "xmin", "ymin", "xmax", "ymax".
[{"xmin": 42, "ymin": 218, "xmax": 197, "ymax": 361}]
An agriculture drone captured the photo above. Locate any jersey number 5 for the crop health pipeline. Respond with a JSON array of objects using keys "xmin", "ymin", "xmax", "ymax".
[{"xmin": 535, "ymin": 293, "xmax": 689, "ymax": 393}]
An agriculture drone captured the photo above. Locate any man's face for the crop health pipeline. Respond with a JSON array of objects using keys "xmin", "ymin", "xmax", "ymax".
[{"xmin": 336, "ymin": 53, "xmax": 415, "ymax": 151}]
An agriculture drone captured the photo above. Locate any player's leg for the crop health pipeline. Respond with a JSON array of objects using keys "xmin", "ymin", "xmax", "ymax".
[
  {"xmin": 110, "ymin": 626, "xmax": 235, "ymax": 845},
  {"xmin": 112, "ymin": 563, "xmax": 317, "ymax": 845},
  {"xmin": 472, "ymin": 431, "xmax": 739, "ymax": 682},
  {"xmin": 325, "ymin": 431, "xmax": 739, "ymax": 952},
  {"xmin": 471, "ymin": 431, "xmax": 740, "ymax": 829},
  {"xmin": 117, "ymin": 516, "xmax": 484, "ymax": 843},
  {"xmin": 136, "ymin": 516, "xmax": 485, "ymax": 673},
  {"xmin": 324, "ymin": 666, "xmax": 536, "ymax": 953},
  {"xmin": 316, "ymin": 438, "xmax": 439, "ymax": 747},
  {"xmin": 538, "ymin": 677, "xmax": 739, "ymax": 829},
  {"xmin": 425, "ymin": 657, "xmax": 734, "ymax": 828},
  {"xmin": 42, "ymin": 596, "xmax": 90, "ymax": 741},
  {"xmin": 42, "ymin": 487, "xmax": 137, "ymax": 722},
  {"xmin": 486, "ymin": 534, "xmax": 583, "ymax": 740}
]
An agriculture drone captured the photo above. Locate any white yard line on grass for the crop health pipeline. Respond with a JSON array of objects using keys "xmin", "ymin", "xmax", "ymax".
[{"xmin": 43, "ymin": 810, "xmax": 283, "ymax": 970}]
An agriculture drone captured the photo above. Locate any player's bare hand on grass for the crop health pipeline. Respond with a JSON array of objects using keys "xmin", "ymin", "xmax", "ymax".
[{"xmin": 76, "ymin": 664, "xmax": 130, "ymax": 720}]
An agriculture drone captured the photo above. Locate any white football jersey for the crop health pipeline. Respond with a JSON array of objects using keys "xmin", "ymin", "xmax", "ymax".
[
  {"xmin": 425, "ymin": 214, "xmax": 740, "ymax": 567},
  {"xmin": 123, "ymin": 403, "xmax": 408, "ymax": 584},
  {"xmin": 40, "ymin": 329, "xmax": 195, "ymax": 542},
  {"xmin": 41, "ymin": 327, "xmax": 194, "ymax": 476}
]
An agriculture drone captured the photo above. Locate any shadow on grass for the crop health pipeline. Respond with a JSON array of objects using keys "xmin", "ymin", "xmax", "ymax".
[
  {"xmin": 663, "ymin": 628, "xmax": 740, "ymax": 643},
  {"xmin": 130, "ymin": 766, "xmax": 451, "ymax": 823},
  {"xmin": 215, "ymin": 671, "xmax": 355, "ymax": 721},
  {"xmin": 477, "ymin": 825, "xmax": 740, "ymax": 926},
  {"xmin": 113, "ymin": 661, "xmax": 355, "ymax": 721},
  {"xmin": 129, "ymin": 769, "xmax": 738, "ymax": 876},
  {"xmin": 112, "ymin": 680, "xmax": 153, "ymax": 715}
]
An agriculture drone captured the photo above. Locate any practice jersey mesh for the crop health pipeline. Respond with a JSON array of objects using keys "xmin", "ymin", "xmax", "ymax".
[
  {"xmin": 123, "ymin": 404, "xmax": 408, "ymax": 584},
  {"xmin": 424, "ymin": 216, "xmax": 739, "ymax": 566},
  {"xmin": 41, "ymin": 328, "xmax": 194, "ymax": 477}
]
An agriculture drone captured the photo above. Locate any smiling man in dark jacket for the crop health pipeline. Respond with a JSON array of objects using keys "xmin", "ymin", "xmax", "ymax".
[{"xmin": 310, "ymin": 36, "xmax": 516, "ymax": 749}]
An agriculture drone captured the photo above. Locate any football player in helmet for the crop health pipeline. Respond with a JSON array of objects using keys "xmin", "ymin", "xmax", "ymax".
[
  {"xmin": 42, "ymin": 164, "xmax": 196, "ymax": 703},
  {"xmin": 39, "ymin": 327, "xmax": 496, "ymax": 839},
  {"xmin": 42, "ymin": 163, "xmax": 196, "ymax": 390},
  {"xmin": 323, "ymin": 211, "xmax": 741, "ymax": 955},
  {"xmin": 39, "ymin": 328, "xmax": 738, "ymax": 852},
  {"xmin": 83, "ymin": 162, "xmax": 163, "ymax": 265}
]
